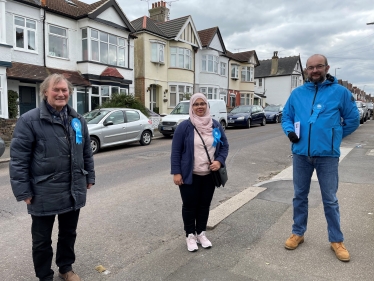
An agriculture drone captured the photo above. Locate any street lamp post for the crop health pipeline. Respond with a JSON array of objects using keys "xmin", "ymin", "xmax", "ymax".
[{"xmin": 334, "ymin": 68, "xmax": 341, "ymax": 78}]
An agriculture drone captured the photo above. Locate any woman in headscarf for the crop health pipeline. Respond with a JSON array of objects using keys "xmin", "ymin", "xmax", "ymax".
[{"xmin": 171, "ymin": 93, "xmax": 229, "ymax": 252}]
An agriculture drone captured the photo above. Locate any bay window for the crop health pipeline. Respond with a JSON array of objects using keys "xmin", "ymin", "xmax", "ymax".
[
  {"xmin": 231, "ymin": 65, "xmax": 239, "ymax": 79},
  {"xmin": 241, "ymin": 66, "xmax": 254, "ymax": 82},
  {"xmin": 151, "ymin": 41, "xmax": 165, "ymax": 63},
  {"xmin": 202, "ymin": 55, "xmax": 219, "ymax": 73},
  {"xmin": 170, "ymin": 47, "xmax": 192, "ymax": 70}
]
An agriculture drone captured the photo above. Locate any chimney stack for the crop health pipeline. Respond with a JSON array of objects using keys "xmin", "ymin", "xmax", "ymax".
[
  {"xmin": 149, "ymin": 1, "xmax": 169, "ymax": 22},
  {"xmin": 270, "ymin": 51, "xmax": 279, "ymax": 76}
]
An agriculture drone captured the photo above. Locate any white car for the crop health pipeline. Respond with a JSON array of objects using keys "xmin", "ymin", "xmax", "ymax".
[{"xmin": 83, "ymin": 108, "xmax": 154, "ymax": 154}]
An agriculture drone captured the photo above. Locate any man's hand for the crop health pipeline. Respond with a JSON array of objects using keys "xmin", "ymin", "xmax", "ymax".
[
  {"xmin": 87, "ymin": 183, "xmax": 93, "ymax": 189},
  {"xmin": 24, "ymin": 197, "xmax": 32, "ymax": 205},
  {"xmin": 288, "ymin": 132, "xmax": 300, "ymax": 143}
]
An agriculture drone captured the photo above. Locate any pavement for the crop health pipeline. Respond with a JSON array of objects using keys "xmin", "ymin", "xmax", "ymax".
[{"xmin": 3, "ymin": 123, "xmax": 374, "ymax": 281}]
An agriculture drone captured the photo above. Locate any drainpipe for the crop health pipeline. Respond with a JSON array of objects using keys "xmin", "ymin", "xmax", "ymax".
[{"xmin": 42, "ymin": 8, "xmax": 46, "ymax": 67}]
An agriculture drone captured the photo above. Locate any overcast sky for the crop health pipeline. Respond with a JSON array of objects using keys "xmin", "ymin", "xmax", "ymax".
[{"xmin": 84, "ymin": 0, "xmax": 374, "ymax": 95}]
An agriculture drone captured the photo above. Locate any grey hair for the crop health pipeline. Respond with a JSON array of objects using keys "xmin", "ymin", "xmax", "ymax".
[{"xmin": 39, "ymin": 74, "xmax": 73, "ymax": 100}]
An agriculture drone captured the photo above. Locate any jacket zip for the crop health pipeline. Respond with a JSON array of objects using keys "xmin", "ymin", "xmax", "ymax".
[{"xmin": 308, "ymin": 84, "xmax": 319, "ymax": 156}]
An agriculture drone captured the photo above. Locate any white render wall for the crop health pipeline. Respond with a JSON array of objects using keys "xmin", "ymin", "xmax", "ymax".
[
  {"xmin": 5, "ymin": 1, "xmax": 44, "ymax": 66},
  {"xmin": 263, "ymin": 76, "xmax": 292, "ymax": 105},
  {"xmin": 195, "ymin": 49, "xmax": 228, "ymax": 92}
]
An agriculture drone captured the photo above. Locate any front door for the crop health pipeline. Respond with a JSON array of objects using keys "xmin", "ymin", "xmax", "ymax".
[
  {"xmin": 19, "ymin": 86, "xmax": 36, "ymax": 115},
  {"xmin": 149, "ymin": 84, "xmax": 157, "ymax": 111}
]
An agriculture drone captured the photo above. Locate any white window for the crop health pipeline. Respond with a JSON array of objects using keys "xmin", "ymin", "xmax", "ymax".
[
  {"xmin": 87, "ymin": 29, "xmax": 126, "ymax": 67},
  {"xmin": 14, "ymin": 16, "xmax": 36, "ymax": 51},
  {"xmin": 240, "ymin": 93, "xmax": 251, "ymax": 105},
  {"xmin": 259, "ymin": 78, "xmax": 262, "ymax": 87},
  {"xmin": 292, "ymin": 76, "xmax": 299, "ymax": 88},
  {"xmin": 169, "ymin": 85, "xmax": 192, "ymax": 106},
  {"xmin": 170, "ymin": 47, "xmax": 192, "ymax": 70},
  {"xmin": 241, "ymin": 66, "xmax": 254, "ymax": 82},
  {"xmin": 151, "ymin": 42, "xmax": 165, "ymax": 63},
  {"xmin": 220, "ymin": 62, "xmax": 226, "ymax": 76},
  {"xmin": 201, "ymin": 55, "xmax": 219, "ymax": 73},
  {"xmin": 200, "ymin": 87, "xmax": 218, "ymax": 99},
  {"xmin": 90, "ymin": 85, "xmax": 123, "ymax": 110},
  {"xmin": 231, "ymin": 65, "xmax": 239, "ymax": 79},
  {"xmin": 49, "ymin": 25, "xmax": 68, "ymax": 58}
]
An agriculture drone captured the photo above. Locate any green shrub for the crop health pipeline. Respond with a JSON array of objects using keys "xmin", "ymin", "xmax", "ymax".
[
  {"xmin": 8, "ymin": 90, "xmax": 19, "ymax": 118},
  {"xmin": 101, "ymin": 93, "xmax": 149, "ymax": 116}
]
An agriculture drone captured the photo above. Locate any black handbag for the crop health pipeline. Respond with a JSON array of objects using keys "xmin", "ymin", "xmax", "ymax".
[{"xmin": 193, "ymin": 126, "xmax": 228, "ymax": 187}]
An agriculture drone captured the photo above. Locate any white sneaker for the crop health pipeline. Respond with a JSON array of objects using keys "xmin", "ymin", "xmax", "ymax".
[
  {"xmin": 196, "ymin": 231, "xmax": 212, "ymax": 248},
  {"xmin": 186, "ymin": 233, "xmax": 198, "ymax": 252}
]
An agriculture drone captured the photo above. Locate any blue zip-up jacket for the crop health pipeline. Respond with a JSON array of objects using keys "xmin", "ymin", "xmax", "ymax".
[
  {"xmin": 171, "ymin": 119, "xmax": 229, "ymax": 185},
  {"xmin": 282, "ymin": 76, "xmax": 359, "ymax": 157}
]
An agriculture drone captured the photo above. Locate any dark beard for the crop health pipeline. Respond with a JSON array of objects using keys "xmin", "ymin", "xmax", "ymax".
[{"xmin": 308, "ymin": 74, "xmax": 325, "ymax": 84}]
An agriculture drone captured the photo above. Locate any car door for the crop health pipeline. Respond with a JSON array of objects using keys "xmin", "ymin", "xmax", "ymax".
[
  {"xmin": 251, "ymin": 106, "xmax": 259, "ymax": 124},
  {"xmin": 124, "ymin": 110, "xmax": 143, "ymax": 141},
  {"xmin": 101, "ymin": 110, "xmax": 126, "ymax": 145}
]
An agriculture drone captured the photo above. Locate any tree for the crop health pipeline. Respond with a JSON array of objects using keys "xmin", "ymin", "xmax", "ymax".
[
  {"xmin": 101, "ymin": 93, "xmax": 149, "ymax": 116},
  {"xmin": 8, "ymin": 90, "xmax": 19, "ymax": 119}
]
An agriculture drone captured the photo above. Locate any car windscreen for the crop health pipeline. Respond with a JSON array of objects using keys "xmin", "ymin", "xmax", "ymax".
[
  {"xmin": 230, "ymin": 106, "xmax": 251, "ymax": 114},
  {"xmin": 170, "ymin": 102, "xmax": 190, "ymax": 114},
  {"xmin": 83, "ymin": 109, "xmax": 111, "ymax": 124},
  {"xmin": 264, "ymin": 106, "xmax": 280, "ymax": 112}
]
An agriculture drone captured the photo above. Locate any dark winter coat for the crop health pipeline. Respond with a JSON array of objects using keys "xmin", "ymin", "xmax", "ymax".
[{"xmin": 9, "ymin": 101, "xmax": 95, "ymax": 216}]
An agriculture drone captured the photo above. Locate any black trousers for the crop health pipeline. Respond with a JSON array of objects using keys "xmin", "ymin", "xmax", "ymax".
[
  {"xmin": 179, "ymin": 174, "xmax": 215, "ymax": 236},
  {"xmin": 31, "ymin": 209, "xmax": 80, "ymax": 280}
]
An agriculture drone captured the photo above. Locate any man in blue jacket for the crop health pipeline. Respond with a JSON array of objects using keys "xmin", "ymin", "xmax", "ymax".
[{"xmin": 282, "ymin": 54, "xmax": 359, "ymax": 262}]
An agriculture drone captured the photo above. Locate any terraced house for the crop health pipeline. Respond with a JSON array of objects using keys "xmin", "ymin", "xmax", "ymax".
[
  {"xmin": 0, "ymin": 0, "xmax": 135, "ymax": 118},
  {"xmin": 131, "ymin": 1, "xmax": 201, "ymax": 115}
]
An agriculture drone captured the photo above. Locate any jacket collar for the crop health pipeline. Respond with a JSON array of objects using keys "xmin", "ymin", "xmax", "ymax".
[{"xmin": 39, "ymin": 100, "xmax": 79, "ymax": 121}]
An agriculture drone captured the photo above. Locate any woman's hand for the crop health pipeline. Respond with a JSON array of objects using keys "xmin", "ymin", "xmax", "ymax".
[
  {"xmin": 173, "ymin": 174, "xmax": 184, "ymax": 186},
  {"xmin": 210, "ymin": 161, "xmax": 221, "ymax": 171}
]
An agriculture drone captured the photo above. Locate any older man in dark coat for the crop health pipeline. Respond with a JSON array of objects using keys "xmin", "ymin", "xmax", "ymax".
[{"xmin": 9, "ymin": 74, "xmax": 95, "ymax": 281}]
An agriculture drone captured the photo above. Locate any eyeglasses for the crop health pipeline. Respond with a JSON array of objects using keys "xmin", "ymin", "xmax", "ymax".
[
  {"xmin": 306, "ymin": 64, "xmax": 326, "ymax": 71},
  {"xmin": 192, "ymin": 102, "xmax": 207, "ymax": 107}
]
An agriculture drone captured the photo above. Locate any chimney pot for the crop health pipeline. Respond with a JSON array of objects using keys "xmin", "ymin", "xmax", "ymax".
[
  {"xmin": 152, "ymin": 3, "xmax": 155, "ymax": 8},
  {"xmin": 158, "ymin": 1, "xmax": 161, "ymax": 7}
]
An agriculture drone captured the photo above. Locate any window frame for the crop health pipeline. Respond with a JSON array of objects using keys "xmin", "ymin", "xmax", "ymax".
[
  {"xmin": 220, "ymin": 62, "xmax": 226, "ymax": 76},
  {"xmin": 48, "ymin": 24, "xmax": 68, "ymax": 59},
  {"xmin": 169, "ymin": 84, "xmax": 193, "ymax": 107},
  {"xmin": 14, "ymin": 15, "xmax": 37, "ymax": 52},
  {"xmin": 150, "ymin": 41, "xmax": 165, "ymax": 63},
  {"xmin": 241, "ymin": 66, "xmax": 254, "ymax": 82},
  {"xmin": 231, "ymin": 65, "xmax": 239, "ymax": 79},
  {"xmin": 170, "ymin": 46, "xmax": 192, "ymax": 70}
]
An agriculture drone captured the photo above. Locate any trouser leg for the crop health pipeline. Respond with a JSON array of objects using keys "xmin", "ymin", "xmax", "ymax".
[
  {"xmin": 315, "ymin": 157, "xmax": 343, "ymax": 242},
  {"xmin": 31, "ymin": 214, "xmax": 55, "ymax": 280},
  {"xmin": 56, "ymin": 209, "xmax": 80, "ymax": 274},
  {"xmin": 195, "ymin": 174, "xmax": 215, "ymax": 234},
  {"xmin": 292, "ymin": 154, "xmax": 314, "ymax": 236}
]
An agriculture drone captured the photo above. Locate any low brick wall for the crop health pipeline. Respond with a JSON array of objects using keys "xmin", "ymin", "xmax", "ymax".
[{"xmin": 0, "ymin": 118, "xmax": 17, "ymax": 143}]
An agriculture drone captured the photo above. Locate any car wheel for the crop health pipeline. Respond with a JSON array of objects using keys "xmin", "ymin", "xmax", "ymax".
[
  {"xmin": 90, "ymin": 137, "xmax": 100, "ymax": 154},
  {"xmin": 246, "ymin": 119, "xmax": 251, "ymax": 128},
  {"xmin": 140, "ymin": 130, "xmax": 152, "ymax": 146},
  {"xmin": 274, "ymin": 116, "xmax": 279, "ymax": 123},
  {"xmin": 261, "ymin": 117, "xmax": 266, "ymax": 126},
  {"xmin": 220, "ymin": 120, "xmax": 226, "ymax": 131},
  {"xmin": 360, "ymin": 117, "xmax": 364, "ymax": 124}
]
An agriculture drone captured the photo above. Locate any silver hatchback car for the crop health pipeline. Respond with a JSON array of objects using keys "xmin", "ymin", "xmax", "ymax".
[{"xmin": 83, "ymin": 108, "xmax": 154, "ymax": 154}]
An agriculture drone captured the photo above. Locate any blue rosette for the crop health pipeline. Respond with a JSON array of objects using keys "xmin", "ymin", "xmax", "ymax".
[
  {"xmin": 212, "ymin": 127, "xmax": 223, "ymax": 147},
  {"xmin": 71, "ymin": 118, "xmax": 82, "ymax": 144}
]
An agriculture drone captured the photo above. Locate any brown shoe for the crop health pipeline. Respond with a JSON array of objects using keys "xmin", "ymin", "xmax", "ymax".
[
  {"xmin": 59, "ymin": 271, "xmax": 81, "ymax": 281},
  {"xmin": 331, "ymin": 242, "xmax": 350, "ymax": 262},
  {"xmin": 285, "ymin": 234, "xmax": 304, "ymax": 250}
]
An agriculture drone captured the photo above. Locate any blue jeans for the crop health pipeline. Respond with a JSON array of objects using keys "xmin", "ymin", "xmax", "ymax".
[{"xmin": 292, "ymin": 154, "xmax": 343, "ymax": 242}]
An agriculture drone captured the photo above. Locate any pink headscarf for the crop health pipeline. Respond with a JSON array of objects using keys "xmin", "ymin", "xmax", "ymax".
[{"xmin": 189, "ymin": 93, "xmax": 212, "ymax": 135}]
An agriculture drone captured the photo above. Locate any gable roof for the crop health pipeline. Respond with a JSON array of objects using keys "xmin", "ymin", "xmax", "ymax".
[
  {"xmin": 40, "ymin": 0, "xmax": 135, "ymax": 32},
  {"xmin": 198, "ymin": 26, "xmax": 226, "ymax": 53},
  {"xmin": 131, "ymin": 15, "xmax": 201, "ymax": 47},
  {"xmin": 226, "ymin": 50, "xmax": 259, "ymax": 66},
  {"xmin": 254, "ymin": 56, "xmax": 301, "ymax": 78},
  {"xmin": 101, "ymin": 67, "xmax": 124, "ymax": 79}
]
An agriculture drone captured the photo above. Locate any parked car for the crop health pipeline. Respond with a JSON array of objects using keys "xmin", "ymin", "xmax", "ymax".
[
  {"xmin": 227, "ymin": 105, "xmax": 266, "ymax": 128},
  {"xmin": 264, "ymin": 104, "xmax": 283, "ymax": 123},
  {"xmin": 158, "ymin": 99, "xmax": 228, "ymax": 137},
  {"xmin": 355, "ymin": 101, "xmax": 368, "ymax": 124},
  {"xmin": 366, "ymin": 102, "xmax": 373, "ymax": 117},
  {"xmin": 83, "ymin": 108, "xmax": 154, "ymax": 154},
  {"xmin": 0, "ymin": 136, "xmax": 5, "ymax": 158}
]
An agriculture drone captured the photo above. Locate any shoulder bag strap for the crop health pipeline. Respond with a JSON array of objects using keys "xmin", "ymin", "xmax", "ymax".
[{"xmin": 190, "ymin": 121, "xmax": 213, "ymax": 165}]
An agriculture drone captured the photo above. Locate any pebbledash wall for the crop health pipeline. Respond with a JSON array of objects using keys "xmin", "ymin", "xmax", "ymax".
[{"xmin": 0, "ymin": 118, "xmax": 16, "ymax": 142}]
